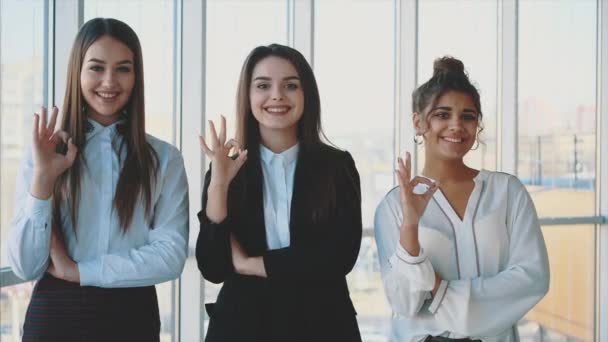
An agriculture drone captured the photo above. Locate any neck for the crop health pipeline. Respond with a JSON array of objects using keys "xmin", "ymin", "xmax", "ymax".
[
  {"xmin": 88, "ymin": 111, "xmax": 121, "ymax": 127},
  {"xmin": 421, "ymin": 154, "xmax": 477, "ymax": 184},
  {"xmin": 259, "ymin": 127, "xmax": 298, "ymax": 153}
]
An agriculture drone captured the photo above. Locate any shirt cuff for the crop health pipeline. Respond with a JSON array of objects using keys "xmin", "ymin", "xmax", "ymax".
[
  {"xmin": 428, "ymin": 279, "xmax": 449, "ymax": 314},
  {"xmin": 395, "ymin": 242, "xmax": 427, "ymax": 264},
  {"xmin": 78, "ymin": 259, "xmax": 102, "ymax": 286}
]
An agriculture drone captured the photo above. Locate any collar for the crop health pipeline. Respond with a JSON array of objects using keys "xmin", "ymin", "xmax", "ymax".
[
  {"xmin": 85, "ymin": 117, "xmax": 127, "ymax": 140},
  {"xmin": 259, "ymin": 143, "xmax": 300, "ymax": 167}
]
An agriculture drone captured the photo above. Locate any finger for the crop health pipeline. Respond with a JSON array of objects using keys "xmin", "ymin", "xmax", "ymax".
[
  {"xmin": 235, "ymin": 149, "xmax": 248, "ymax": 167},
  {"xmin": 48, "ymin": 106, "xmax": 59, "ymax": 133},
  {"xmin": 32, "ymin": 114, "xmax": 40, "ymax": 142},
  {"xmin": 49, "ymin": 130, "xmax": 69, "ymax": 144},
  {"xmin": 396, "ymin": 157, "xmax": 409, "ymax": 189},
  {"xmin": 65, "ymin": 138, "xmax": 78, "ymax": 165},
  {"xmin": 410, "ymin": 176, "xmax": 435, "ymax": 187},
  {"xmin": 225, "ymin": 139, "xmax": 241, "ymax": 154},
  {"xmin": 219, "ymin": 115, "xmax": 227, "ymax": 145},
  {"xmin": 423, "ymin": 183, "xmax": 439, "ymax": 201},
  {"xmin": 208, "ymin": 120, "xmax": 220, "ymax": 148},
  {"xmin": 40, "ymin": 107, "xmax": 48, "ymax": 137},
  {"xmin": 198, "ymin": 135, "xmax": 213, "ymax": 157},
  {"xmin": 405, "ymin": 151, "xmax": 411, "ymax": 180}
]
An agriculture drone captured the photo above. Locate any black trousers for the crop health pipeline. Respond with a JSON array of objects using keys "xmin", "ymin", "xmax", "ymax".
[{"xmin": 22, "ymin": 274, "xmax": 161, "ymax": 342}]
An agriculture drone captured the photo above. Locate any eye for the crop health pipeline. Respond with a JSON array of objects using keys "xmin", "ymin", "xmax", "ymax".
[
  {"xmin": 116, "ymin": 66, "xmax": 132, "ymax": 73},
  {"xmin": 434, "ymin": 111, "xmax": 450, "ymax": 119},
  {"xmin": 285, "ymin": 83, "xmax": 299, "ymax": 90},
  {"xmin": 256, "ymin": 83, "xmax": 270, "ymax": 90},
  {"xmin": 89, "ymin": 65, "xmax": 104, "ymax": 72},
  {"xmin": 462, "ymin": 113, "xmax": 478, "ymax": 121}
]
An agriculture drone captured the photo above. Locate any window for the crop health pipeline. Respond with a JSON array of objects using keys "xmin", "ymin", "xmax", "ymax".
[{"xmin": 314, "ymin": 1, "xmax": 395, "ymax": 339}]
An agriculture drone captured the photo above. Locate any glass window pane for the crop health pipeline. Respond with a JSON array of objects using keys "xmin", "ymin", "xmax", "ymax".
[
  {"xmin": 520, "ymin": 225, "xmax": 595, "ymax": 341},
  {"xmin": 1, "ymin": 0, "xmax": 45, "ymax": 270},
  {"xmin": 518, "ymin": 0, "xmax": 597, "ymax": 218},
  {"xmin": 315, "ymin": 1, "xmax": 394, "ymax": 339},
  {"xmin": 417, "ymin": 0, "xmax": 498, "ymax": 172},
  {"xmin": 203, "ymin": 0, "xmax": 287, "ymax": 335},
  {"xmin": 0, "ymin": 282, "xmax": 35, "ymax": 341}
]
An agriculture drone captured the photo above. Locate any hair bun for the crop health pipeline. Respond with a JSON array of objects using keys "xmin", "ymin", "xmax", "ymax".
[{"xmin": 433, "ymin": 56, "xmax": 466, "ymax": 77}]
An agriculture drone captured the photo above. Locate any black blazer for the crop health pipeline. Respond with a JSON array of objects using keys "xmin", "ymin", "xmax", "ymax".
[{"xmin": 196, "ymin": 143, "xmax": 362, "ymax": 342}]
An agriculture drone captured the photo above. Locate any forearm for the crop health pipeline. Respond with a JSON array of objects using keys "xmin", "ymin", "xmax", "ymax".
[
  {"xmin": 29, "ymin": 170, "xmax": 57, "ymax": 199},
  {"xmin": 399, "ymin": 224, "xmax": 421, "ymax": 256},
  {"xmin": 205, "ymin": 183, "xmax": 228, "ymax": 223}
]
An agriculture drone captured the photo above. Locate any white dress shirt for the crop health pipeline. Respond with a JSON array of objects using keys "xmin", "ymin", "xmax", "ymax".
[
  {"xmin": 7, "ymin": 118, "xmax": 189, "ymax": 288},
  {"xmin": 259, "ymin": 143, "xmax": 299, "ymax": 250},
  {"xmin": 374, "ymin": 170, "xmax": 550, "ymax": 342}
]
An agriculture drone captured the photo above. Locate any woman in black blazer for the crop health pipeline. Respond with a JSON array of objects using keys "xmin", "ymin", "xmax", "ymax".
[{"xmin": 196, "ymin": 44, "xmax": 363, "ymax": 342}]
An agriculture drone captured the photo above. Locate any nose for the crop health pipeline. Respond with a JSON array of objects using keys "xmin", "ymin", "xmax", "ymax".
[
  {"xmin": 271, "ymin": 86, "xmax": 283, "ymax": 101},
  {"xmin": 448, "ymin": 116, "xmax": 464, "ymax": 131},
  {"xmin": 101, "ymin": 70, "xmax": 117, "ymax": 87}
]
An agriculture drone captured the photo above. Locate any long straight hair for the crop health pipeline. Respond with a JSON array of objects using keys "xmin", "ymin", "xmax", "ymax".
[
  {"xmin": 54, "ymin": 18, "xmax": 158, "ymax": 233},
  {"xmin": 234, "ymin": 44, "xmax": 338, "ymax": 222}
]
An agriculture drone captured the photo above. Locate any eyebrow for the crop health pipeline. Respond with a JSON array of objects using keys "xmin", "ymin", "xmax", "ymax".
[
  {"xmin": 431, "ymin": 106, "xmax": 477, "ymax": 113},
  {"xmin": 87, "ymin": 58, "xmax": 133, "ymax": 65},
  {"xmin": 252, "ymin": 76, "xmax": 300, "ymax": 81}
]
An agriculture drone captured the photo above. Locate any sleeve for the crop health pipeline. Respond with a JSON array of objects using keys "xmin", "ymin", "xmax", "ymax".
[
  {"xmin": 429, "ymin": 176, "xmax": 550, "ymax": 337},
  {"xmin": 373, "ymin": 192, "xmax": 436, "ymax": 317},
  {"xmin": 7, "ymin": 147, "xmax": 53, "ymax": 281},
  {"xmin": 262, "ymin": 151, "xmax": 363, "ymax": 281},
  {"xmin": 195, "ymin": 166, "xmax": 233, "ymax": 284},
  {"xmin": 77, "ymin": 153, "xmax": 190, "ymax": 288}
]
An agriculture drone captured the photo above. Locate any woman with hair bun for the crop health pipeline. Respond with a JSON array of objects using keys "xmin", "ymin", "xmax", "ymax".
[{"xmin": 374, "ymin": 56, "xmax": 550, "ymax": 342}]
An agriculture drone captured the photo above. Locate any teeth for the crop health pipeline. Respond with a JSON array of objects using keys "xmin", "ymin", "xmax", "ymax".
[
  {"xmin": 265, "ymin": 106, "xmax": 289, "ymax": 113},
  {"xmin": 97, "ymin": 92, "xmax": 118, "ymax": 99},
  {"xmin": 443, "ymin": 137, "xmax": 463, "ymax": 143}
]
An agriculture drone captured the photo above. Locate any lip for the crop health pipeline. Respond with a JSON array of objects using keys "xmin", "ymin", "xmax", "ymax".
[
  {"xmin": 263, "ymin": 105, "xmax": 291, "ymax": 115},
  {"xmin": 95, "ymin": 91, "xmax": 120, "ymax": 101},
  {"xmin": 440, "ymin": 136, "xmax": 466, "ymax": 143}
]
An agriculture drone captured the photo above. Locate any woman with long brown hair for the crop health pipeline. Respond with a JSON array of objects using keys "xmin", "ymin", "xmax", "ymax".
[
  {"xmin": 7, "ymin": 18, "xmax": 189, "ymax": 341},
  {"xmin": 374, "ymin": 57, "xmax": 549, "ymax": 342},
  {"xmin": 196, "ymin": 44, "xmax": 362, "ymax": 341}
]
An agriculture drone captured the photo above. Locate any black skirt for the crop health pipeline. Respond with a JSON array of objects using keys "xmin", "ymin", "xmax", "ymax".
[{"xmin": 22, "ymin": 274, "xmax": 161, "ymax": 342}]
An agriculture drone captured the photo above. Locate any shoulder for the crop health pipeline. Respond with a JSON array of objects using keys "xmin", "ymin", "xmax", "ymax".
[
  {"xmin": 374, "ymin": 186, "xmax": 402, "ymax": 224},
  {"xmin": 313, "ymin": 143, "xmax": 355, "ymax": 167},
  {"xmin": 146, "ymin": 134, "xmax": 183, "ymax": 164},
  {"xmin": 480, "ymin": 170, "xmax": 530, "ymax": 201}
]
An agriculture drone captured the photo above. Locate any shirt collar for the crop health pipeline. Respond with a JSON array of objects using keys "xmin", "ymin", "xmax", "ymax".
[
  {"xmin": 86, "ymin": 117, "xmax": 126, "ymax": 140},
  {"xmin": 259, "ymin": 143, "xmax": 300, "ymax": 167}
]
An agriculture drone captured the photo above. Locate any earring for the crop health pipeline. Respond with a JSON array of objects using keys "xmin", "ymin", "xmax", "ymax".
[{"xmin": 413, "ymin": 134, "xmax": 424, "ymax": 145}]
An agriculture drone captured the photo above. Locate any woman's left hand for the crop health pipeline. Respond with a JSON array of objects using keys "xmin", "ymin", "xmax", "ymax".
[
  {"xmin": 47, "ymin": 228, "xmax": 80, "ymax": 283},
  {"xmin": 230, "ymin": 234, "xmax": 267, "ymax": 278}
]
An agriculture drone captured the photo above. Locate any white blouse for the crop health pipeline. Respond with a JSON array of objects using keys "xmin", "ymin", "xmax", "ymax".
[
  {"xmin": 260, "ymin": 143, "xmax": 299, "ymax": 250},
  {"xmin": 374, "ymin": 170, "xmax": 550, "ymax": 342},
  {"xmin": 7, "ymin": 118, "xmax": 189, "ymax": 288}
]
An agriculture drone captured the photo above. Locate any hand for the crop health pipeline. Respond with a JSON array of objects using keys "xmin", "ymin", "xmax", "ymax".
[
  {"xmin": 47, "ymin": 227, "xmax": 80, "ymax": 283},
  {"xmin": 230, "ymin": 234, "xmax": 266, "ymax": 278},
  {"xmin": 31, "ymin": 106, "xmax": 78, "ymax": 199},
  {"xmin": 396, "ymin": 151, "xmax": 438, "ymax": 228},
  {"xmin": 199, "ymin": 115, "xmax": 247, "ymax": 189}
]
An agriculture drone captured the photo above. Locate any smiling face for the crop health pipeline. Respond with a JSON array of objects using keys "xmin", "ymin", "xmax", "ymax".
[
  {"xmin": 80, "ymin": 35, "xmax": 135, "ymax": 126},
  {"xmin": 249, "ymin": 56, "xmax": 305, "ymax": 139},
  {"xmin": 414, "ymin": 90, "xmax": 480, "ymax": 161}
]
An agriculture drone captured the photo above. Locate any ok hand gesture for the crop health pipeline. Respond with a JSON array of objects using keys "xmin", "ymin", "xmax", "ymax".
[
  {"xmin": 31, "ymin": 106, "xmax": 78, "ymax": 199},
  {"xmin": 395, "ymin": 152, "xmax": 438, "ymax": 228},
  {"xmin": 199, "ymin": 115, "xmax": 247, "ymax": 188}
]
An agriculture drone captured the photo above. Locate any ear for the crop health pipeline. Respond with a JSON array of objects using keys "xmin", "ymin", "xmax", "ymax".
[{"xmin": 412, "ymin": 112, "xmax": 426, "ymax": 134}]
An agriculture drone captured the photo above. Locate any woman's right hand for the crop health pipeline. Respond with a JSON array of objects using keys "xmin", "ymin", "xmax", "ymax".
[
  {"xmin": 30, "ymin": 106, "xmax": 78, "ymax": 199},
  {"xmin": 199, "ymin": 115, "xmax": 248, "ymax": 189},
  {"xmin": 395, "ymin": 152, "xmax": 438, "ymax": 255}
]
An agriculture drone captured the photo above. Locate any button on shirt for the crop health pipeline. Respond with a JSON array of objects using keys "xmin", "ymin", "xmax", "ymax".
[
  {"xmin": 7, "ymin": 118, "xmax": 189, "ymax": 288},
  {"xmin": 260, "ymin": 143, "xmax": 299, "ymax": 250}
]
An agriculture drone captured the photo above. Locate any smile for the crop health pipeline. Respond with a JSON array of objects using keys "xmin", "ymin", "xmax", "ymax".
[
  {"xmin": 264, "ymin": 106, "xmax": 291, "ymax": 115},
  {"xmin": 95, "ymin": 91, "xmax": 120, "ymax": 100},
  {"xmin": 442, "ymin": 137, "xmax": 464, "ymax": 143}
]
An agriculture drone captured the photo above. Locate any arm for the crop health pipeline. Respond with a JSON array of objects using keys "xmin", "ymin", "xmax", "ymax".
[
  {"xmin": 77, "ymin": 154, "xmax": 190, "ymax": 288},
  {"xmin": 195, "ymin": 168, "xmax": 235, "ymax": 283},
  {"xmin": 7, "ymin": 149, "xmax": 53, "ymax": 281},
  {"xmin": 262, "ymin": 151, "xmax": 362, "ymax": 281},
  {"xmin": 374, "ymin": 193, "xmax": 436, "ymax": 317},
  {"xmin": 429, "ymin": 176, "xmax": 550, "ymax": 337}
]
